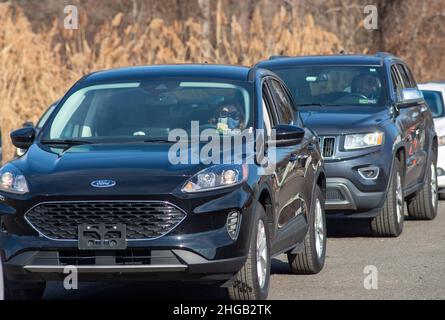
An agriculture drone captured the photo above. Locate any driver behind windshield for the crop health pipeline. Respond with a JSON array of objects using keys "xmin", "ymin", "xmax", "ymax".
[
  {"xmin": 211, "ymin": 101, "xmax": 245, "ymax": 133},
  {"xmin": 351, "ymin": 73, "xmax": 382, "ymax": 100}
]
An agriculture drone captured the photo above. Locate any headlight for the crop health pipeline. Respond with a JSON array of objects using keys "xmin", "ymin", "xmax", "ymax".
[
  {"xmin": 182, "ymin": 164, "xmax": 248, "ymax": 193},
  {"xmin": 438, "ymin": 136, "xmax": 445, "ymax": 146},
  {"xmin": 0, "ymin": 165, "xmax": 29, "ymax": 195},
  {"xmin": 344, "ymin": 132, "xmax": 384, "ymax": 150}
]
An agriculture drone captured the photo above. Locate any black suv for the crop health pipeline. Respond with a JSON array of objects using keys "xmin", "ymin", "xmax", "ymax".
[
  {"xmin": 258, "ymin": 53, "xmax": 438, "ymax": 237},
  {"xmin": 0, "ymin": 65, "xmax": 326, "ymax": 300}
]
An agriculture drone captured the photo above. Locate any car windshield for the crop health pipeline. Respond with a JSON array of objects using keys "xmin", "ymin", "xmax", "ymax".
[
  {"xmin": 42, "ymin": 79, "xmax": 253, "ymax": 143},
  {"xmin": 421, "ymin": 90, "xmax": 445, "ymax": 118},
  {"xmin": 270, "ymin": 66, "xmax": 388, "ymax": 107}
]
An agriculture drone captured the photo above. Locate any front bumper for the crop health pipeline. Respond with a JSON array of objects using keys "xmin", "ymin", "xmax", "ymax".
[
  {"xmin": 0, "ymin": 185, "xmax": 254, "ymax": 285},
  {"xmin": 323, "ymin": 148, "xmax": 390, "ymax": 217},
  {"xmin": 2, "ymin": 248, "xmax": 246, "ymax": 285},
  {"xmin": 325, "ymin": 178, "xmax": 385, "ymax": 217}
]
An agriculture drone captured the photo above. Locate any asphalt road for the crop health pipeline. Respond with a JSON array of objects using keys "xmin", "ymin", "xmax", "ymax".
[{"xmin": 44, "ymin": 202, "xmax": 445, "ymax": 300}]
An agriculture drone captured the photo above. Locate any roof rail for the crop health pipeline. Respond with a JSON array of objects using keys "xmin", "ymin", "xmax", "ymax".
[
  {"xmin": 269, "ymin": 55, "xmax": 291, "ymax": 60},
  {"xmin": 374, "ymin": 52, "xmax": 394, "ymax": 58}
]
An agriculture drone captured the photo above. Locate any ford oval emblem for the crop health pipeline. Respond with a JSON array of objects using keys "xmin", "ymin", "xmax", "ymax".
[{"xmin": 91, "ymin": 180, "xmax": 117, "ymax": 188}]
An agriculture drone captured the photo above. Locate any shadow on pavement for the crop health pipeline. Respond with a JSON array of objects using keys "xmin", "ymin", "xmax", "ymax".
[{"xmin": 326, "ymin": 217, "xmax": 373, "ymax": 238}]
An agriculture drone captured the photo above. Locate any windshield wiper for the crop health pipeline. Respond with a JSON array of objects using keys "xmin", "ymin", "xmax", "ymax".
[
  {"xmin": 41, "ymin": 139, "xmax": 93, "ymax": 146},
  {"xmin": 298, "ymin": 103, "xmax": 325, "ymax": 107},
  {"xmin": 143, "ymin": 139, "xmax": 176, "ymax": 143}
]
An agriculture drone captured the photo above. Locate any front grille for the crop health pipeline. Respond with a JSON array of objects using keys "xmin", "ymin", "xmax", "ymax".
[
  {"xmin": 319, "ymin": 136, "xmax": 336, "ymax": 158},
  {"xmin": 25, "ymin": 201, "xmax": 186, "ymax": 241}
]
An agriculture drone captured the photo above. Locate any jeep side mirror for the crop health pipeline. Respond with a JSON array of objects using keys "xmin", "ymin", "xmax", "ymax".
[
  {"xmin": 399, "ymin": 88, "xmax": 424, "ymax": 106},
  {"xmin": 11, "ymin": 127, "xmax": 35, "ymax": 150}
]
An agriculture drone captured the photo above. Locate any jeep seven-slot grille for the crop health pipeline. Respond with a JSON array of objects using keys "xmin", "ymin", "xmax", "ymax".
[
  {"xmin": 25, "ymin": 202, "xmax": 186, "ymax": 240},
  {"xmin": 319, "ymin": 137, "xmax": 336, "ymax": 158}
]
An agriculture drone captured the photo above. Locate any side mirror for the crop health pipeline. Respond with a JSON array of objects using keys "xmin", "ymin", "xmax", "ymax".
[
  {"xmin": 270, "ymin": 125, "xmax": 305, "ymax": 147},
  {"xmin": 10, "ymin": 127, "xmax": 35, "ymax": 150},
  {"xmin": 399, "ymin": 88, "xmax": 423, "ymax": 106}
]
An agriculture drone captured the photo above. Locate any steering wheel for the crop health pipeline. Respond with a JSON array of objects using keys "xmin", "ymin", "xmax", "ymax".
[
  {"xmin": 345, "ymin": 93, "xmax": 368, "ymax": 100},
  {"xmin": 335, "ymin": 93, "xmax": 368, "ymax": 104}
]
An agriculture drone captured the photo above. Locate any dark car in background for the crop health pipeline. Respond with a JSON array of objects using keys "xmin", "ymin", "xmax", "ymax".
[
  {"xmin": 0, "ymin": 65, "xmax": 326, "ymax": 300},
  {"xmin": 258, "ymin": 53, "xmax": 439, "ymax": 237}
]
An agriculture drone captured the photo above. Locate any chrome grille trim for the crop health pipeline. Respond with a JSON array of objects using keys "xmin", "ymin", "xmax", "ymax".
[{"xmin": 318, "ymin": 136, "xmax": 336, "ymax": 159}]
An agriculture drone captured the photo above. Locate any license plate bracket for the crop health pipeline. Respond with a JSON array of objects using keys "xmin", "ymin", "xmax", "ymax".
[{"xmin": 78, "ymin": 223, "xmax": 127, "ymax": 250}]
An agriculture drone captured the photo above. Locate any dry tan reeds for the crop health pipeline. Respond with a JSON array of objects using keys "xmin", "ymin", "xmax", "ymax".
[{"xmin": 0, "ymin": 3, "xmax": 342, "ymax": 161}]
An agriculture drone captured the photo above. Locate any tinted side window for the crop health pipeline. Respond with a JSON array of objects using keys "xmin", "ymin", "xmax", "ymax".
[
  {"xmin": 403, "ymin": 65, "xmax": 418, "ymax": 88},
  {"xmin": 396, "ymin": 64, "xmax": 412, "ymax": 89},
  {"xmin": 262, "ymin": 85, "xmax": 276, "ymax": 138},
  {"xmin": 390, "ymin": 65, "xmax": 403, "ymax": 100},
  {"xmin": 268, "ymin": 79, "xmax": 294, "ymax": 125}
]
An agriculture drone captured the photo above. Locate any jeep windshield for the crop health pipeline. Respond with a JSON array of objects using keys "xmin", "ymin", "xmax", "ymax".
[
  {"xmin": 270, "ymin": 66, "xmax": 388, "ymax": 107},
  {"xmin": 41, "ymin": 80, "xmax": 253, "ymax": 143}
]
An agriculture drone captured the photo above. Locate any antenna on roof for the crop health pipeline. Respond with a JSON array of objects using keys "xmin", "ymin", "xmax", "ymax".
[{"xmin": 339, "ymin": 49, "xmax": 346, "ymax": 55}]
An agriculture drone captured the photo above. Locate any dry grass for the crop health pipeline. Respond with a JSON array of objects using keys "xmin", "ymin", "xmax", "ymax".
[{"xmin": 0, "ymin": 3, "xmax": 343, "ymax": 160}]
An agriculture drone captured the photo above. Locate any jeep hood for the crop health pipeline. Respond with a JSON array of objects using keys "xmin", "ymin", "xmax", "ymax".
[{"xmin": 300, "ymin": 106, "xmax": 390, "ymax": 135}]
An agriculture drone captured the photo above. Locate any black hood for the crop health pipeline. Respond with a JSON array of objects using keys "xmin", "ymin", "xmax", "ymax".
[{"xmin": 13, "ymin": 143, "xmax": 216, "ymax": 196}]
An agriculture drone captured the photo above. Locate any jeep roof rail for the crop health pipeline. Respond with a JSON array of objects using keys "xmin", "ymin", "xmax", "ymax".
[
  {"xmin": 269, "ymin": 55, "xmax": 291, "ymax": 60},
  {"xmin": 374, "ymin": 52, "xmax": 395, "ymax": 58}
]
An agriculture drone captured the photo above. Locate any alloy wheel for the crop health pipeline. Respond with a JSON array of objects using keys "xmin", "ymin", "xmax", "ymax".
[
  {"xmin": 256, "ymin": 220, "xmax": 268, "ymax": 289},
  {"xmin": 314, "ymin": 199, "xmax": 324, "ymax": 259},
  {"xmin": 396, "ymin": 172, "xmax": 404, "ymax": 224},
  {"xmin": 431, "ymin": 163, "xmax": 438, "ymax": 209}
]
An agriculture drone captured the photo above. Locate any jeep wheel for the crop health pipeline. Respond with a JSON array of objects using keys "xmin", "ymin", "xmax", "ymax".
[
  {"xmin": 227, "ymin": 204, "xmax": 271, "ymax": 300},
  {"xmin": 407, "ymin": 153, "xmax": 438, "ymax": 220},
  {"xmin": 371, "ymin": 157, "xmax": 404, "ymax": 237},
  {"xmin": 288, "ymin": 186, "xmax": 326, "ymax": 274}
]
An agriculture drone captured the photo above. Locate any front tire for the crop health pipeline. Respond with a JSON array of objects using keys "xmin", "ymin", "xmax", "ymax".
[
  {"xmin": 407, "ymin": 153, "xmax": 438, "ymax": 220},
  {"xmin": 288, "ymin": 186, "xmax": 326, "ymax": 274},
  {"xmin": 227, "ymin": 204, "xmax": 271, "ymax": 300},
  {"xmin": 370, "ymin": 157, "xmax": 404, "ymax": 237}
]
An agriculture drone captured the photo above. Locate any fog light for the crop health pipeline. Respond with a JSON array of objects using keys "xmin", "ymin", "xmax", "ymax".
[
  {"xmin": 358, "ymin": 166, "xmax": 380, "ymax": 180},
  {"xmin": 227, "ymin": 211, "xmax": 241, "ymax": 240},
  {"xmin": 437, "ymin": 167, "xmax": 445, "ymax": 176}
]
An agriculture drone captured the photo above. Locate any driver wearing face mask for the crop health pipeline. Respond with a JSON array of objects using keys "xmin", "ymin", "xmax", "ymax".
[{"xmin": 212, "ymin": 101, "xmax": 245, "ymax": 133}]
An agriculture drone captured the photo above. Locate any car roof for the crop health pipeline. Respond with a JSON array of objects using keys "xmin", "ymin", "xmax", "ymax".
[
  {"xmin": 81, "ymin": 64, "xmax": 254, "ymax": 85},
  {"xmin": 256, "ymin": 54, "xmax": 388, "ymax": 68}
]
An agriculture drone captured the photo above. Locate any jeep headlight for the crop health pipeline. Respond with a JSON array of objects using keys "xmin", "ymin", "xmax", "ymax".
[
  {"xmin": 0, "ymin": 164, "xmax": 29, "ymax": 195},
  {"xmin": 182, "ymin": 164, "xmax": 248, "ymax": 193},
  {"xmin": 344, "ymin": 132, "xmax": 384, "ymax": 150}
]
